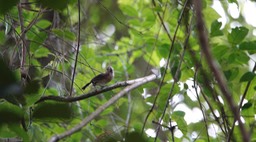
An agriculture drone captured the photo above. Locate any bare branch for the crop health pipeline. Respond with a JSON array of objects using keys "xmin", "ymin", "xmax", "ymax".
[
  {"xmin": 36, "ymin": 73, "xmax": 159, "ymax": 104},
  {"xmin": 48, "ymin": 73, "xmax": 158, "ymax": 142},
  {"xmin": 70, "ymin": 0, "xmax": 81, "ymax": 96}
]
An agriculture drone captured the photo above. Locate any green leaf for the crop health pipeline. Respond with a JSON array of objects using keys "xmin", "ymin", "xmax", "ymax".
[
  {"xmin": 35, "ymin": 20, "xmax": 52, "ymax": 29},
  {"xmin": 52, "ymin": 29, "xmax": 76, "ymax": 41},
  {"xmin": 128, "ymin": 19, "xmax": 141, "ymax": 27},
  {"xmin": 33, "ymin": 102, "xmax": 73, "ymax": 120},
  {"xmin": 212, "ymin": 45, "xmax": 230, "ymax": 60},
  {"xmin": 29, "ymin": 32, "xmax": 47, "ymax": 52},
  {"xmin": 210, "ymin": 20, "xmax": 223, "ymax": 37},
  {"xmin": 228, "ymin": 52, "xmax": 250, "ymax": 65},
  {"xmin": 0, "ymin": 103, "xmax": 23, "ymax": 125},
  {"xmin": 242, "ymin": 102, "xmax": 252, "ymax": 110},
  {"xmin": 170, "ymin": 65, "xmax": 181, "ymax": 81},
  {"xmin": 157, "ymin": 44, "xmax": 169, "ymax": 58},
  {"xmin": 34, "ymin": 47, "xmax": 50, "ymax": 58},
  {"xmin": 24, "ymin": 80, "xmax": 40, "ymax": 94},
  {"xmin": 228, "ymin": 0, "xmax": 238, "ymax": 5},
  {"xmin": 172, "ymin": 111, "xmax": 185, "ymax": 117},
  {"xmin": 203, "ymin": 8, "xmax": 220, "ymax": 29},
  {"xmin": 228, "ymin": 27, "xmax": 249, "ymax": 45},
  {"xmin": 170, "ymin": 56, "xmax": 181, "ymax": 81},
  {"xmin": 224, "ymin": 68, "xmax": 239, "ymax": 81},
  {"xmin": 239, "ymin": 41, "xmax": 256, "ymax": 54},
  {"xmin": 125, "ymin": 131, "xmax": 147, "ymax": 142},
  {"xmin": 0, "ymin": 0, "xmax": 19, "ymax": 15},
  {"xmin": 240, "ymin": 72, "xmax": 255, "ymax": 82},
  {"xmin": 120, "ymin": 5, "xmax": 138, "ymax": 17},
  {"xmin": 172, "ymin": 111, "xmax": 187, "ymax": 135},
  {"xmin": 34, "ymin": 46, "xmax": 51, "ymax": 58},
  {"xmin": 152, "ymin": 6, "xmax": 162, "ymax": 12},
  {"xmin": 142, "ymin": 8, "xmax": 155, "ymax": 21},
  {"xmin": 0, "ymin": 31, "xmax": 5, "ymax": 44},
  {"xmin": 38, "ymin": 0, "xmax": 68, "ymax": 10}
]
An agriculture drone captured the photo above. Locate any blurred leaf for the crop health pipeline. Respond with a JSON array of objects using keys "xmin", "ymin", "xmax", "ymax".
[
  {"xmin": 52, "ymin": 29, "xmax": 76, "ymax": 41},
  {"xmin": 0, "ymin": 103, "xmax": 28, "ymax": 141},
  {"xmin": 29, "ymin": 124, "xmax": 46, "ymax": 142},
  {"xmin": 224, "ymin": 68, "xmax": 239, "ymax": 81},
  {"xmin": 240, "ymin": 72, "xmax": 255, "ymax": 82},
  {"xmin": 157, "ymin": 84, "xmax": 171, "ymax": 112},
  {"xmin": 0, "ymin": 59, "xmax": 24, "ymax": 105},
  {"xmin": 34, "ymin": 46, "xmax": 51, "ymax": 58},
  {"xmin": 0, "ymin": 0, "xmax": 19, "ymax": 15},
  {"xmin": 228, "ymin": 52, "xmax": 249, "ymax": 65},
  {"xmin": 239, "ymin": 41, "xmax": 256, "ymax": 54},
  {"xmin": 29, "ymin": 32, "xmax": 48, "ymax": 52},
  {"xmin": 125, "ymin": 131, "xmax": 147, "ymax": 142},
  {"xmin": 210, "ymin": 20, "xmax": 223, "ymax": 37},
  {"xmin": 0, "ymin": 103, "xmax": 23, "ymax": 125},
  {"xmin": 170, "ymin": 56, "xmax": 181, "ymax": 81},
  {"xmin": 157, "ymin": 44, "xmax": 169, "ymax": 58},
  {"xmin": 24, "ymin": 80, "xmax": 40, "ymax": 94},
  {"xmin": 228, "ymin": 0, "xmax": 238, "ymax": 5},
  {"xmin": 152, "ymin": 6, "xmax": 162, "ymax": 12},
  {"xmin": 212, "ymin": 45, "xmax": 229, "ymax": 60},
  {"xmin": 38, "ymin": 0, "xmax": 68, "ymax": 10},
  {"xmin": 172, "ymin": 111, "xmax": 185, "ymax": 117},
  {"xmin": 128, "ymin": 19, "xmax": 141, "ymax": 27},
  {"xmin": 142, "ymin": 8, "xmax": 156, "ymax": 21},
  {"xmin": 120, "ymin": 5, "xmax": 137, "ymax": 17},
  {"xmin": 45, "ymin": 88, "xmax": 59, "ymax": 96},
  {"xmin": 228, "ymin": 27, "xmax": 249, "ymax": 45},
  {"xmin": 33, "ymin": 102, "xmax": 73, "ymax": 120},
  {"xmin": 172, "ymin": 111, "xmax": 187, "ymax": 135},
  {"xmin": 242, "ymin": 102, "xmax": 252, "ymax": 110},
  {"xmin": 0, "ymin": 59, "xmax": 17, "ymax": 86},
  {"xmin": 0, "ymin": 31, "xmax": 5, "ymax": 44},
  {"xmin": 203, "ymin": 7, "xmax": 220, "ymax": 29},
  {"xmin": 35, "ymin": 20, "xmax": 52, "ymax": 29}
]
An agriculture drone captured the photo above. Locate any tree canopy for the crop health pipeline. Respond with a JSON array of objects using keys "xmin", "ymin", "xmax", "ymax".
[{"xmin": 0, "ymin": 0, "xmax": 256, "ymax": 141}]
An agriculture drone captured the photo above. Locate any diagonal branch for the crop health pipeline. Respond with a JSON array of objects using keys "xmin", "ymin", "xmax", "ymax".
[
  {"xmin": 36, "ymin": 73, "xmax": 159, "ymax": 104},
  {"xmin": 193, "ymin": 0, "xmax": 249, "ymax": 141},
  {"xmin": 48, "ymin": 73, "xmax": 158, "ymax": 142}
]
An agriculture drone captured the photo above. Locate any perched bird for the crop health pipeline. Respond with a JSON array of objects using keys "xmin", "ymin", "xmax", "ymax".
[{"xmin": 82, "ymin": 66, "xmax": 114, "ymax": 90}]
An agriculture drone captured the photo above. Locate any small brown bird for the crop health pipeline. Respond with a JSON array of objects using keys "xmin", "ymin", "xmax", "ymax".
[{"xmin": 82, "ymin": 66, "xmax": 114, "ymax": 90}]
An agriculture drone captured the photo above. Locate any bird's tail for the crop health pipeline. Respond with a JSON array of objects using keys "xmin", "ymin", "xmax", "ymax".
[{"xmin": 82, "ymin": 82, "xmax": 91, "ymax": 90}]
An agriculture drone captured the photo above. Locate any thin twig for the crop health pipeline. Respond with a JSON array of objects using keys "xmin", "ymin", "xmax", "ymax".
[
  {"xmin": 142, "ymin": 0, "xmax": 189, "ymax": 135},
  {"xmin": 228, "ymin": 62, "xmax": 256, "ymax": 141},
  {"xmin": 194, "ymin": 69, "xmax": 210, "ymax": 141},
  {"xmin": 17, "ymin": 3, "xmax": 26, "ymax": 74},
  {"xmin": 152, "ymin": 0, "xmax": 190, "ymax": 141},
  {"xmin": 70, "ymin": 0, "xmax": 81, "ymax": 96}
]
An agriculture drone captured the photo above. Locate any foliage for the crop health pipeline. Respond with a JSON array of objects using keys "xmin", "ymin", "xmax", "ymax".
[{"xmin": 0, "ymin": 0, "xmax": 255, "ymax": 141}]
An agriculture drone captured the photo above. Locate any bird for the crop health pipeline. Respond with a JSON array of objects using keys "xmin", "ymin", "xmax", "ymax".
[{"xmin": 82, "ymin": 66, "xmax": 114, "ymax": 90}]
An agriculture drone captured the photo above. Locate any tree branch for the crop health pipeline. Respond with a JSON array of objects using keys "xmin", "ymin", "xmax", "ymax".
[
  {"xmin": 193, "ymin": 1, "xmax": 249, "ymax": 141},
  {"xmin": 48, "ymin": 73, "xmax": 158, "ymax": 142},
  {"xmin": 36, "ymin": 73, "xmax": 158, "ymax": 104}
]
